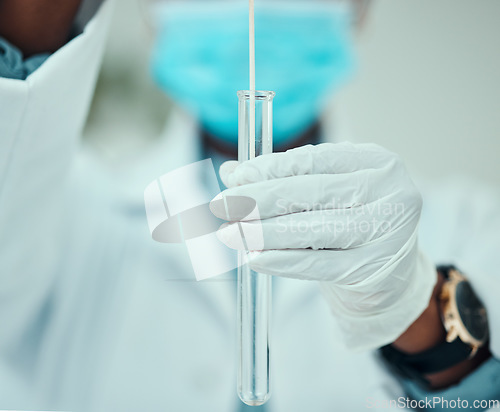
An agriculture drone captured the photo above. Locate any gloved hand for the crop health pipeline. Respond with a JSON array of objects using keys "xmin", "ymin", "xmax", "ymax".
[{"xmin": 211, "ymin": 142, "xmax": 437, "ymax": 351}]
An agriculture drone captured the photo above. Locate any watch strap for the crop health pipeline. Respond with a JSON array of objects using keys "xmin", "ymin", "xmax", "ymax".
[{"xmin": 380, "ymin": 337, "xmax": 473, "ymax": 376}]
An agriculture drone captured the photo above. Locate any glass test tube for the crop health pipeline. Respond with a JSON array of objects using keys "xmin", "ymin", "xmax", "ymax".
[{"xmin": 237, "ymin": 90, "xmax": 275, "ymax": 406}]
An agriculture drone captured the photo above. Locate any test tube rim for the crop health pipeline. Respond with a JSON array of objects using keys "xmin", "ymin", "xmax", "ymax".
[{"xmin": 237, "ymin": 90, "xmax": 276, "ymax": 101}]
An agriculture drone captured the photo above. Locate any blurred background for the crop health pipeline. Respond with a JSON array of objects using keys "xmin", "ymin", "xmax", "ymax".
[{"xmin": 83, "ymin": 0, "xmax": 500, "ymax": 188}]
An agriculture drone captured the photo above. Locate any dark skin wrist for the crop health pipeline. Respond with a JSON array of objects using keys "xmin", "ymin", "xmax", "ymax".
[
  {"xmin": 0, "ymin": 0, "xmax": 83, "ymax": 57},
  {"xmin": 392, "ymin": 271, "xmax": 490, "ymax": 389},
  {"xmin": 392, "ymin": 271, "xmax": 446, "ymax": 354}
]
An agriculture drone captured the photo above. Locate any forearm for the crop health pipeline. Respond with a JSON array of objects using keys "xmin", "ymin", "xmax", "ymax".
[
  {"xmin": 392, "ymin": 271, "xmax": 491, "ymax": 389},
  {"xmin": 0, "ymin": 0, "xmax": 83, "ymax": 56},
  {"xmin": 392, "ymin": 271, "xmax": 446, "ymax": 353}
]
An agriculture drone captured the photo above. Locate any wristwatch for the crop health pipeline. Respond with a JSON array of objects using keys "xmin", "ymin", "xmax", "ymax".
[{"xmin": 379, "ymin": 265, "xmax": 489, "ymax": 387}]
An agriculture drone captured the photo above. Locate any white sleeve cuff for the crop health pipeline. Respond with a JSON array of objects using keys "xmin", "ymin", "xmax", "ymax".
[{"xmin": 320, "ymin": 249, "xmax": 437, "ymax": 352}]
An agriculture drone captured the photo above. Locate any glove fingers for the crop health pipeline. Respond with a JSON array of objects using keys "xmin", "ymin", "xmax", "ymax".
[
  {"xmin": 211, "ymin": 169, "xmax": 394, "ymax": 221},
  {"xmin": 247, "ymin": 248, "xmax": 385, "ymax": 282},
  {"xmin": 220, "ymin": 142, "xmax": 396, "ymax": 188},
  {"xmin": 219, "ymin": 160, "xmax": 239, "ymax": 188},
  {"xmin": 217, "ymin": 208, "xmax": 392, "ymax": 250}
]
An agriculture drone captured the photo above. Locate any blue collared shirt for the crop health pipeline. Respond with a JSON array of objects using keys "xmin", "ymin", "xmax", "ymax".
[
  {"xmin": 401, "ymin": 357, "xmax": 500, "ymax": 410},
  {"xmin": 0, "ymin": 37, "xmax": 49, "ymax": 80}
]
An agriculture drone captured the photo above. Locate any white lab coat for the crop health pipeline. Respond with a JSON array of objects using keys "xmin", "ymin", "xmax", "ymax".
[{"xmin": 0, "ymin": 1, "xmax": 498, "ymax": 411}]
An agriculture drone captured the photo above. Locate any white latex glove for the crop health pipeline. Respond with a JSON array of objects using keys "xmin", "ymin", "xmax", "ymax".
[{"xmin": 211, "ymin": 142, "xmax": 437, "ymax": 351}]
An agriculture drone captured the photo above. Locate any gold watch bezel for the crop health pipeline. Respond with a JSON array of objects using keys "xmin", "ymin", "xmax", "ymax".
[{"xmin": 439, "ymin": 269, "xmax": 488, "ymax": 358}]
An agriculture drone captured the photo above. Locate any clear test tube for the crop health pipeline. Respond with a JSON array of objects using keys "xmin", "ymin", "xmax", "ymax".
[{"xmin": 236, "ymin": 90, "xmax": 275, "ymax": 406}]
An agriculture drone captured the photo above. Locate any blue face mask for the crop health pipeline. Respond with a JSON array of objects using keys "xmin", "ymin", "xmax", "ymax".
[{"xmin": 151, "ymin": 1, "xmax": 356, "ymax": 145}]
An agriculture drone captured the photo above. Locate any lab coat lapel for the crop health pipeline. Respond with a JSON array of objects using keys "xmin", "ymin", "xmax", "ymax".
[
  {"xmin": 160, "ymin": 113, "xmax": 237, "ymax": 327},
  {"xmin": 115, "ymin": 108, "xmax": 236, "ymax": 327}
]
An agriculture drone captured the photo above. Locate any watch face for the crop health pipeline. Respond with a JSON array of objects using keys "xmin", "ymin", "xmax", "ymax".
[{"xmin": 456, "ymin": 281, "xmax": 489, "ymax": 341}]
